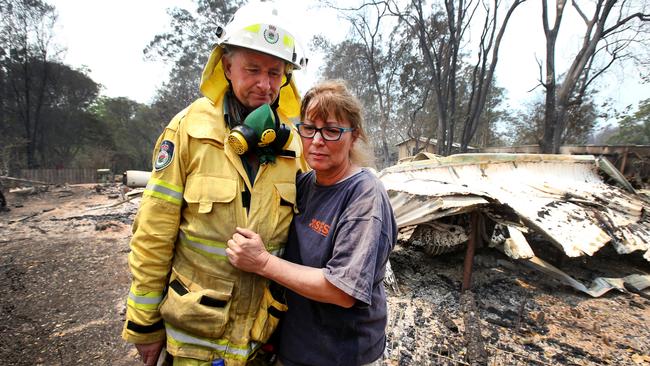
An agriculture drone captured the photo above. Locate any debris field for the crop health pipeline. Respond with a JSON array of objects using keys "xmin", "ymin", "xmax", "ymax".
[{"xmin": 0, "ymin": 184, "xmax": 648, "ymax": 365}]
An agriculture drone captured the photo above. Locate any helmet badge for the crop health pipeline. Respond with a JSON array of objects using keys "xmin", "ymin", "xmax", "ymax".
[{"xmin": 263, "ymin": 25, "xmax": 279, "ymax": 44}]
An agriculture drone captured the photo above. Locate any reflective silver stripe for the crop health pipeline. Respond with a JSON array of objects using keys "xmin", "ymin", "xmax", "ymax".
[
  {"xmin": 179, "ymin": 231, "xmax": 227, "ymax": 257},
  {"xmin": 128, "ymin": 292, "xmax": 162, "ymax": 305},
  {"xmin": 166, "ymin": 326, "xmax": 227, "ymax": 351},
  {"xmin": 226, "ymin": 343, "xmax": 256, "ymax": 357},
  {"xmin": 180, "ymin": 231, "xmax": 284, "ymax": 259},
  {"xmin": 145, "ymin": 181, "xmax": 183, "ymax": 202},
  {"xmin": 165, "ymin": 325, "xmax": 257, "ymax": 357}
]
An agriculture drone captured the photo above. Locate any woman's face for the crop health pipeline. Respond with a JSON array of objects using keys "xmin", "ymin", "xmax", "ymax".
[{"xmin": 301, "ymin": 105, "xmax": 356, "ymax": 184}]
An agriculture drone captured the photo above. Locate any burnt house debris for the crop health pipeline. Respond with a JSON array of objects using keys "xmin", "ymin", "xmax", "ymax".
[
  {"xmin": 379, "ymin": 153, "xmax": 650, "ymax": 298},
  {"xmin": 480, "ymin": 145, "xmax": 650, "ymax": 188}
]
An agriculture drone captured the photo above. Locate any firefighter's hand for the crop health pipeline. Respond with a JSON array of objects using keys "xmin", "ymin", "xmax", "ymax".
[
  {"xmin": 135, "ymin": 340, "xmax": 164, "ymax": 366},
  {"xmin": 227, "ymin": 227, "xmax": 271, "ymax": 274}
]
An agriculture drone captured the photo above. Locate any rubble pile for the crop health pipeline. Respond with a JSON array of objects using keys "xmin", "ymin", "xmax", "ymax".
[{"xmin": 383, "ymin": 242, "xmax": 650, "ymax": 365}]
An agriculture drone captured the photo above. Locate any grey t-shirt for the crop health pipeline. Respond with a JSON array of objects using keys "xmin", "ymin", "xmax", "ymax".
[{"xmin": 278, "ymin": 169, "xmax": 397, "ymax": 366}]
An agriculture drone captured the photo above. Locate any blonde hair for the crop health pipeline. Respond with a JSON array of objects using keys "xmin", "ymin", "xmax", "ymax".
[{"xmin": 300, "ymin": 80, "xmax": 374, "ymax": 167}]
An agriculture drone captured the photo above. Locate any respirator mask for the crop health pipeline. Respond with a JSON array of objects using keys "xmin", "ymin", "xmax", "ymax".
[{"xmin": 227, "ymin": 104, "xmax": 293, "ymax": 163}]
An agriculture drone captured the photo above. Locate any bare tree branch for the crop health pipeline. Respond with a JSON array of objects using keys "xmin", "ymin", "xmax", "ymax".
[{"xmin": 541, "ymin": 0, "xmax": 650, "ymax": 153}]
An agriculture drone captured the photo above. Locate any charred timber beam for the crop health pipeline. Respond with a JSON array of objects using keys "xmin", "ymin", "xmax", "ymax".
[{"xmin": 0, "ymin": 176, "xmax": 54, "ymax": 186}]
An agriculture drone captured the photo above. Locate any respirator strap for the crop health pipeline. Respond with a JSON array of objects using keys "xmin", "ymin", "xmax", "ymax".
[
  {"xmin": 276, "ymin": 150, "xmax": 296, "ymax": 158},
  {"xmin": 281, "ymin": 72, "xmax": 292, "ymax": 88},
  {"xmin": 224, "ymin": 87, "xmax": 252, "ymax": 129}
]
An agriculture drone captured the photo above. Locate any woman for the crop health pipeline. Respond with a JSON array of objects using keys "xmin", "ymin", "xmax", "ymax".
[{"xmin": 226, "ymin": 80, "xmax": 396, "ymax": 366}]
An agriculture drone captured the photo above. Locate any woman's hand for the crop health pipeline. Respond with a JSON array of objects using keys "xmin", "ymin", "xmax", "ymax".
[
  {"xmin": 227, "ymin": 227, "xmax": 355, "ymax": 307},
  {"xmin": 226, "ymin": 227, "xmax": 271, "ymax": 274}
]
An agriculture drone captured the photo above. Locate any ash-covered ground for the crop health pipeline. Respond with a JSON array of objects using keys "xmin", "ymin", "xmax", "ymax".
[
  {"xmin": 384, "ymin": 243, "xmax": 650, "ymax": 365},
  {"xmin": 1, "ymin": 184, "xmax": 648, "ymax": 366}
]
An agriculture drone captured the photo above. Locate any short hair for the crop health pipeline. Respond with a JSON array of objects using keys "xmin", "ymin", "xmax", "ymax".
[
  {"xmin": 300, "ymin": 80, "xmax": 374, "ymax": 167},
  {"xmin": 222, "ymin": 44, "xmax": 290, "ymax": 79},
  {"xmin": 222, "ymin": 44, "xmax": 237, "ymax": 58}
]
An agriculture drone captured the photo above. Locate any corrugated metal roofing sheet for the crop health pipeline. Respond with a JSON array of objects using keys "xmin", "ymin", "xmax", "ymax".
[{"xmin": 379, "ymin": 153, "xmax": 650, "ymax": 262}]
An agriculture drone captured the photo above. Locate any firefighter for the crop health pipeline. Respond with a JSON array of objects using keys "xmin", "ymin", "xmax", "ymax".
[{"xmin": 121, "ymin": 2, "xmax": 308, "ymax": 365}]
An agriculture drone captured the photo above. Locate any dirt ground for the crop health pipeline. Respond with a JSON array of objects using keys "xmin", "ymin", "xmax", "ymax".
[{"xmin": 1, "ymin": 184, "xmax": 649, "ymax": 366}]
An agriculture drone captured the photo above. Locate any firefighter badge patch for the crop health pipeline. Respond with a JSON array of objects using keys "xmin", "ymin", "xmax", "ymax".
[
  {"xmin": 154, "ymin": 140, "xmax": 174, "ymax": 171},
  {"xmin": 263, "ymin": 25, "xmax": 279, "ymax": 44}
]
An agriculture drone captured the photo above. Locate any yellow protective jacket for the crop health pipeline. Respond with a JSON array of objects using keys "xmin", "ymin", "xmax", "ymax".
[{"xmin": 122, "ymin": 47, "xmax": 307, "ymax": 364}]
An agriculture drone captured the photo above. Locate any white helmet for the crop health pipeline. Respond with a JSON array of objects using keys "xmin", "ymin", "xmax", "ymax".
[{"xmin": 216, "ymin": 1, "xmax": 308, "ymax": 71}]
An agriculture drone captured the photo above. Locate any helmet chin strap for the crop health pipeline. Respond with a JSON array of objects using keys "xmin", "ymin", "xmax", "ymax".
[{"xmin": 271, "ymin": 71, "xmax": 292, "ymax": 111}]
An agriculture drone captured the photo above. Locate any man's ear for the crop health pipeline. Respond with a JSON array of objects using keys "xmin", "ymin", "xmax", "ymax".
[{"xmin": 223, "ymin": 55, "xmax": 232, "ymax": 78}]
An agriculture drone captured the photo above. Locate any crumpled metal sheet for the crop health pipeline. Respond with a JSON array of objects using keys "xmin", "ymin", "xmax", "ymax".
[
  {"xmin": 525, "ymin": 255, "xmax": 650, "ymax": 297},
  {"xmin": 379, "ymin": 153, "xmax": 650, "ymax": 262},
  {"xmin": 490, "ymin": 225, "xmax": 650, "ymax": 297}
]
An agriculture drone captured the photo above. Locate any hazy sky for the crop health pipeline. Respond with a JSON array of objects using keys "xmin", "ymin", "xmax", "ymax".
[
  {"xmin": 49, "ymin": 0, "xmax": 337, "ymax": 102},
  {"xmin": 49, "ymin": 0, "xmax": 648, "ymax": 115}
]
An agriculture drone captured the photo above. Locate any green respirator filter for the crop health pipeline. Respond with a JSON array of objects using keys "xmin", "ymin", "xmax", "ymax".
[{"xmin": 228, "ymin": 104, "xmax": 277, "ymax": 155}]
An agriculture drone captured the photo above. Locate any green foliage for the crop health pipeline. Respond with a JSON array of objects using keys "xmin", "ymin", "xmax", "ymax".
[
  {"xmin": 563, "ymin": 98, "xmax": 600, "ymax": 144},
  {"xmin": 319, "ymin": 39, "xmax": 377, "ymax": 110},
  {"xmin": 145, "ymin": 0, "xmax": 244, "ymax": 120},
  {"xmin": 502, "ymin": 101, "xmax": 544, "ymax": 146},
  {"xmin": 607, "ymin": 99, "xmax": 650, "ymax": 145},
  {"xmin": 0, "ymin": 0, "xmax": 158, "ymax": 173},
  {"xmin": 2, "ymin": 57, "xmax": 103, "ymax": 168},
  {"xmin": 91, "ymin": 97, "xmax": 162, "ymax": 172},
  {"xmin": 40, "ymin": 62, "xmax": 103, "ymax": 167},
  {"xmin": 0, "ymin": 0, "xmax": 248, "ymax": 174},
  {"xmin": 144, "ymin": 0, "xmax": 242, "ymax": 64},
  {"xmin": 151, "ymin": 56, "xmax": 202, "ymax": 124},
  {"xmin": 503, "ymin": 95, "xmax": 602, "ymax": 146},
  {"xmin": 472, "ymin": 85, "xmax": 510, "ymax": 148},
  {"xmin": 2, "ymin": 56, "xmax": 104, "ymax": 169},
  {"xmin": 79, "ymin": 0, "xmax": 246, "ymax": 171},
  {"xmin": 1, "ymin": 0, "xmax": 60, "ymax": 169}
]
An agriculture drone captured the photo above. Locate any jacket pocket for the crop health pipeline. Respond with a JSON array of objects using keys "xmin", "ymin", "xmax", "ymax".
[
  {"xmin": 159, "ymin": 270, "xmax": 234, "ymax": 339},
  {"xmin": 250, "ymin": 285, "xmax": 288, "ymax": 343},
  {"xmin": 184, "ymin": 175, "xmax": 237, "ymax": 214}
]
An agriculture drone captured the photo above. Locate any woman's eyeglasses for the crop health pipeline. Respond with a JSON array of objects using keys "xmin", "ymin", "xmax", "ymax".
[{"xmin": 296, "ymin": 123, "xmax": 355, "ymax": 141}]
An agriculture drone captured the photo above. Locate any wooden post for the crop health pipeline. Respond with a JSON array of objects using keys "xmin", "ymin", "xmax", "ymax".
[
  {"xmin": 462, "ymin": 211, "xmax": 480, "ymax": 292},
  {"xmin": 619, "ymin": 147, "xmax": 629, "ymax": 176}
]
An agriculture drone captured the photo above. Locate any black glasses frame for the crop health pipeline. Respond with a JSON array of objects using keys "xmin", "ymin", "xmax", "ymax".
[{"xmin": 295, "ymin": 123, "xmax": 355, "ymax": 141}]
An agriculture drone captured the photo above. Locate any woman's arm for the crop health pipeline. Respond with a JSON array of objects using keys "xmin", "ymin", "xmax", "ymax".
[{"xmin": 226, "ymin": 227, "xmax": 355, "ymax": 308}]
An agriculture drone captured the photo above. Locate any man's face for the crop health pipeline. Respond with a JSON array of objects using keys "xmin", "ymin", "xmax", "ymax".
[{"xmin": 223, "ymin": 48, "xmax": 286, "ymax": 109}]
